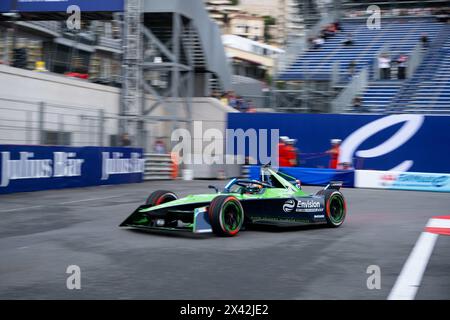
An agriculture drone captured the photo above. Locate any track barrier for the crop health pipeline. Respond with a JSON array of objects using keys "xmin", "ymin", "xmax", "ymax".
[{"xmin": 0, "ymin": 145, "xmax": 144, "ymax": 194}]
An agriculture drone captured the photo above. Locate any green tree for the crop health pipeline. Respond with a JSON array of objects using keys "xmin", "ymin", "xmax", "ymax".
[
  {"xmin": 230, "ymin": 0, "xmax": 239, "ymax": 5},
  {"xmin": 263, "ymin": 16, "xmax": 276, "ymax": 43}
]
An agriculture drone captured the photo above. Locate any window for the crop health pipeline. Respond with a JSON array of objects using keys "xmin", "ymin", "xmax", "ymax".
[{"xmin": 44, "ymin": 131, "xmax": 71, "ymax": 146}]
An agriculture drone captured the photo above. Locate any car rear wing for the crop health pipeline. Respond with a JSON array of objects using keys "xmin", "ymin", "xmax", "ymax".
[{"xmin": 324, "ymin": 181, "xmax": 343, "ymax": 191}]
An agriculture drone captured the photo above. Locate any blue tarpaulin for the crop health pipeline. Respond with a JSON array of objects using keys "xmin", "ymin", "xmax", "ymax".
[{"xmin": 248, "ymin": 166, "xmax": 355, "ymax": 187}]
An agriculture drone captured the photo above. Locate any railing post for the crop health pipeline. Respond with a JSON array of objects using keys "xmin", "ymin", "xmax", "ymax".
[
  {"xmin": 331, "ymin": 61, "xmax": 340, "ymax": 86},
  {"xmin": 39, "ymin": 102, "xmax": 45, "ymax": 145},
  {"xmin": 58, "ymin": 114, "xmax": 65, "ymax": 145},
  {"xmin": 98, "ymin": 109, "xmax": 105, "ymax": 146}
]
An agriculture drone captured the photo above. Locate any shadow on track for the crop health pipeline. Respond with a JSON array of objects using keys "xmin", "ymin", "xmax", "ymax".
[{"xmin": 123, "ymin": 223, "xmax": 329, "ymax": 239}]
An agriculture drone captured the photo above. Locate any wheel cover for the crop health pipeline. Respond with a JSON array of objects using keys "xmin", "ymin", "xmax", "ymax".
[
  {"xmin": 156, "ymin": 193, "xmax": 177, "ymax": 205},
  {"xmin": 329, "ymin": 195, "xmax": 345, "ymax": 224},
  {"xmin": 221, "ymin": 201, "xmax": 243, "ymax": 233}
]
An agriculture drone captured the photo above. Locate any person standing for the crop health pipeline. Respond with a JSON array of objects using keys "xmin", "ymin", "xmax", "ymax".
[
  {"xmin": 278, "ymin": 136, "xmax": 290, "ymax": 167},
  {"xmin": 285, "ymin": 138, "xmax": 298, "ymax": 167},
  {"xmin": 420, "ymin": 33, "xmax": 429, "ymax": 48},
  {"xmin": 327, "ymin": 139, "xmax": 342, "ymax": 169},
  {"xmin": 396, "ymin": 54, "xmax": 408, "ymax": 80},
  {"xmin": 378, "ymin": 53, "xmax": 391, "ymax": 80},
  {"xmin": 121, "ymin": 133, "xmax": 132, "ymax": 147}
]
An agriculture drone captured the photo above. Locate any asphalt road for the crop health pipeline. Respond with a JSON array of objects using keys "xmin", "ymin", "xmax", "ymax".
[{"xmin": 0, "ymin": 181, "xmax": 449, "ymax": 300}]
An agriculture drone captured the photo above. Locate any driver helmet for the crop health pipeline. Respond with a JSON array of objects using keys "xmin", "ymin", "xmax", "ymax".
[{"xmin": 246, "ymin": 183, "xmax": 263, "ymax": 194}]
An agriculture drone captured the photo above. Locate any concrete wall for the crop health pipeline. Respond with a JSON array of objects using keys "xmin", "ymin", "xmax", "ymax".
[{"xmin": 0, "ymin": 65, "xmax": 236, "ymax": 155}]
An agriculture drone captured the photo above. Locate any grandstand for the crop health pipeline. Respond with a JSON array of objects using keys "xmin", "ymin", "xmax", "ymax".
[
  {"xmin": 396, "ymin": 33, "xmax": 450, "ymax": 113},
  {"xmin": 276, "ymin": 0, "xmax": 450, "ymax": 115}
]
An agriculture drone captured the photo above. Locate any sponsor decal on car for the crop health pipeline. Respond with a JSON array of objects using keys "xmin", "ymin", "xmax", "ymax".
[
  {"xmin": 282, "ymin": 199, "xmax": 296, "ymax": 213},
  {"xmin": 282, "ymin": 199, "xmax": 323, "ymax": 213}
]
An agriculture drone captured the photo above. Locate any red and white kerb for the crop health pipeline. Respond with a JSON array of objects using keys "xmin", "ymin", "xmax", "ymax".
[{"xmin": 425, "ymin": 215, "xmax": 450, "ymax": 236}]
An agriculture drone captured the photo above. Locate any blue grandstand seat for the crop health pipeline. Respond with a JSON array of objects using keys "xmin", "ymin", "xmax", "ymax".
[
  {"xmin": 278, "ymin": 18, "xmax": 449, "ymax": 114},
  {"xmin": 279, "ymin": 19, "xmax": 443, "ymax": 82}
]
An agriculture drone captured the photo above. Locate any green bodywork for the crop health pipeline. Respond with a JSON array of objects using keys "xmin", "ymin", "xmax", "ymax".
[
  {"xmin": 138, "ymin": 168, "xmax": 307, "ymax": 214},
  {"xmin": 120, "ymin": 168, "xmax": 316, "ymax": 233}
]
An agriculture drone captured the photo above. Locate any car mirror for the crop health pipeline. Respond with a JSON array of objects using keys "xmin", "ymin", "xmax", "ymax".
[{"xmin": 208, "ymin": 185, "xmax": 219, "ymax": 193}]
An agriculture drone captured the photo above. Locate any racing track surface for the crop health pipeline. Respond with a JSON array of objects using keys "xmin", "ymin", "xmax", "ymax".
[{"xmin": 0, "ymin": 181, "xmax": 449, "ymax": 299}]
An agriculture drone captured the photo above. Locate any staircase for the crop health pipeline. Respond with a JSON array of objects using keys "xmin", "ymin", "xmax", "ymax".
[
  {"xmin": 347, "ymin": 81, "xmax": 403, "ymax": 113},
  {"xmin": 143, "ymin": 153, "xmax": 173, "ymax": 181},
  {"xmin": 389, "ymin": 25, "xmax": 450, "ymax": 113},
  {"xmin": 279, "ymin": 19, "xmax": 444, "ymax": 81}
]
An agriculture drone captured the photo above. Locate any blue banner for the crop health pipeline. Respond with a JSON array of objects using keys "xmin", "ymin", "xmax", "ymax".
[
  {"xmin": 249, "ymin": 166, "xmax": 355, "ymax": 187},
  {"xmin": 228, "ymin": 113, "xmax": 450, "ymax": 174},
  {"xmin": 0, "ymin": 0, "xmax": 124, "ymax": 13},
  {"xmin": 0, "ymin": 145, "xmax": 144, "ymax": 194}
]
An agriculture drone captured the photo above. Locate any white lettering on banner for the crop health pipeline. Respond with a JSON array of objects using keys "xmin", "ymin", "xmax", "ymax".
[
  {"xmin": 340, "ymin": 115, "xmax": 425, "ymax": 172},
  {"xmin": 0, "ymin": 152, "xmax": 85, "ymax": 188},
  {"xmin": 53, "ymin": 152, "xmax": 84, "ymax": 177},
  {"xmin": 101, "ymin": 152, "xmax": 145, "ymax": 180}
]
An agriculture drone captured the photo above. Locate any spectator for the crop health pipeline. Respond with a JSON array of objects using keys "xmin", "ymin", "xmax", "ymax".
[
  {"xmin": 396, "ymin": 54, "xmax": 408, "ymax": 79},
  {"xmin": 378, "ymin": 53, "xmax": 391, "ymax": 80},
  {"xmin": 420, "ymin": 33, "xmax": 429, "ymax": 48},
  {"xmin": 312, "ymin": 37, "xmax": 324, "ymax": 49},
  {"xmin": 121, "ymin": 133, "xmax": 132, "ymax": 147},
  {"xmin": 220, "ymin": 93, "xmax": 229, "ymax": 107},
  {"xmin": 352, "ymin": 96, "xmax": 366, "ymax": 113},
  {"xmin": 153, "ymin": 138, "xmax": 166, "ymax": 154},
  {"xmin": 342, "ymin": 33, "xmax": 354, "ymax": 46},
  {"xmin": 247, "ymin": 100, "xmax": 257, "ymax": 113},
  {"xmin": 334, "ymin": 21, "xmax": 342, "ymax": 32},
  {"xmin": 348, "ymin": 60, "xmax": 356, "ymax": 78},
  {"xmin": 228, "ymin": 92, "xmax": 237, "ymax": 109},
  {"xmin": 234, "ymin": 96, "xmax": 247, "ymax": 112}
]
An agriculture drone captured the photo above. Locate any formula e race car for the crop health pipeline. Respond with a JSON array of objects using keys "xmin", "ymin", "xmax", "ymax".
[{"xmin": 120, "ymin": 167, "xmax": 347, "ymax": 237}]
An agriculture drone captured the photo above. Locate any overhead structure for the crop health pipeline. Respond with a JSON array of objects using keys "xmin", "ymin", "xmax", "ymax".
[
  {"xmin": 127, "ymin": 0, "xmax": 232, "ymax": 145},
  {"xmin": 121, "ymin": 0, "xmax": 142, "ymax": 138},
  {"xmin": 1, "ymin": 0, "xmax": 232, "ymax": 147}
]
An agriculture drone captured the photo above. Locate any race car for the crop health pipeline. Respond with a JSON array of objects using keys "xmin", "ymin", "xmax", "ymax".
[{"xmin": 120, "ymin": 167, "xmax": 347, "ymax": 237}]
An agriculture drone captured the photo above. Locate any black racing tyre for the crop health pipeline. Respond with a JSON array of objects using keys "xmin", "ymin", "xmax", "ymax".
[
  {"xmin": 145, "ymin": 190, "xmax": 178, "ymax": 206},
  {"xmin": 316, "ymin": 189, "xmax": 346, "ymax": 227},
  {"xmin": 208, "ymin": 195, "xmax": 244, "ymax": 237}
]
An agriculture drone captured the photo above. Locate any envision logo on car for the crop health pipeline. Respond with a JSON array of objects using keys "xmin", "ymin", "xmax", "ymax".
[
  {"xmin": 297, "ymin": 200, "xmax": 321, "ymax": 209},
  {"xmin": 283, "ymin": 199, "xmax": 296, "ymax": 213}
]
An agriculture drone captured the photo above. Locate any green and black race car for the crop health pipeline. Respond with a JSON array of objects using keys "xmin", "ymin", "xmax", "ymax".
[{"xmin": 120, "ymin": 167, "xmax": 347, "ymax": 237}]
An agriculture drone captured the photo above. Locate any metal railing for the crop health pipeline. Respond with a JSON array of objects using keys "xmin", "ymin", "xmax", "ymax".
[{"xmin": 407, "ymin": 42, "xmax": 425, "ymax": 79}]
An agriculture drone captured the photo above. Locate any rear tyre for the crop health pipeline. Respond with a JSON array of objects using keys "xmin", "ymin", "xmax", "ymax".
[
  {"xmin": 317, "ymin": 190, "xmax": 346, "ymax": 227},
  {"xmin": 209, "ymin": 196, "xmax": 244, "ymax": 237},
  {"xmin": 145, "ymin": 190, "xmax": 178, "ymax": 206}
]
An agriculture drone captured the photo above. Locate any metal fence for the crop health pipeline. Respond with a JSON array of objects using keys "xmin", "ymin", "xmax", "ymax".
[
  {"xmin": 0, "ymin": 95, "xmax": 231, "ymax": 157},
  {"xmin": 0, "ymin": 96, "xmax": 119, "ymax": 146}
]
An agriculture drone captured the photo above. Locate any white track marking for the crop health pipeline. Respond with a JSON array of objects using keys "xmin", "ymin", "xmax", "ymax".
[
  {"xmin": 0, "ymin": 205, "xmax": 43, "ymax": 213},
  {"xmin": 0, "ymin": 195, "xmax": 124, "ymax": 212},
  {"xmin": 427, "ymin": 218, "xmax": 450, "ymax": 229},
  {"xmin": 58, "ymin": 195, "xmax": 124, "ymax": 205},
  {"xmin": 388, "ymin": 231, "xmax": 438, "ymax": 300}
]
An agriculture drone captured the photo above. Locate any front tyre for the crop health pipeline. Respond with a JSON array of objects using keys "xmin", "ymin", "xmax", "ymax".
[
  {"xmin": 209, "ymin": 196, "xmax": 244, "ymax": 237},
  {"xmin": 145, "ymin": 190, "xmax": 178, "ymax": 206},
  {"xmin": 317, "ymin": 190, "xmax": 346, "ymax": 227}
]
